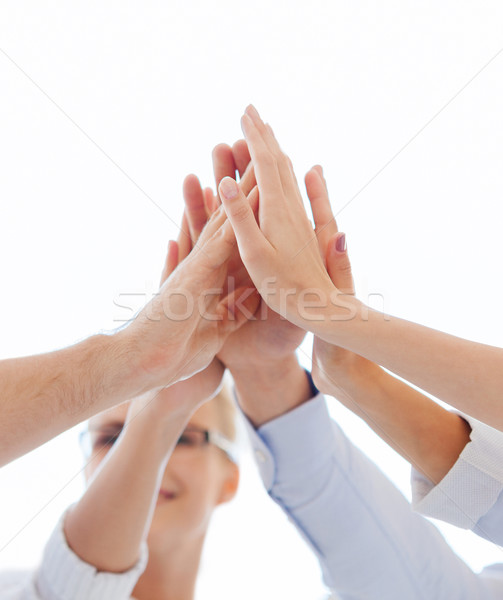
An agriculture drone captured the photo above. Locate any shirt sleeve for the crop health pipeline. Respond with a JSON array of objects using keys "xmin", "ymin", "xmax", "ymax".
[
  {"xmin": 243, "ymin": 393, "xmax": 498, "ymax": 600},
  {"xmin": 30, "ymin": 509, "xmax": 148, "ymax": 600},
  {"xmin": 411, "ymin": 414, "xmax": 503, "ymax": 545}
]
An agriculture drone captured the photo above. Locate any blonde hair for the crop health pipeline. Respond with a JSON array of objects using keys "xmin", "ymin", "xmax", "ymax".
[{"xmin": 208, "ymin": 382, "xmax": 237, "ymax": 443}]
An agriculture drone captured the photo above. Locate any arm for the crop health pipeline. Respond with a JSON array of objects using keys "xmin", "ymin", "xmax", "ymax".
[
  {"xmin": 307, "ymin": 171, "xmax": 503, "ymax": 545},
  {"xmin": 243, "ymin": 390, "xmax": 498, "ymax": 599},
  {"xmin": 180, "ymin": 140, "xmax": 310, "ymax": 425},
  {"xmin": 64, "ymin": 222, "xmax": 226, "ymax": 573},
  {"xmin": 321, "ymin": 359, "xmax": 472, "ymax": 484},
  {"xmin": 219, "ymin": 105, "xmax": 503, "ymax": 430},
  {"xmin": 64, "ymin": 374, "xmax": 218, "ymax": 573},
  {"xmin": 0, "ymin": 204, "xmax": 257, "ymax": 466},
  {"xmin": 304, "ymin": 170, "xmax": 471, "ymax": 484},
  {"xmin": 0, "ymin": 333, "xmax": 131, "ymax": 467}
]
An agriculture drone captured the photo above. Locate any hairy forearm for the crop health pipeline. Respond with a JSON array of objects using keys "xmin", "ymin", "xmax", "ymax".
[
  {"xmin": 0, "ymin": 332, "xmax": 146, "ymax": 466},
  {"xmin": 65, "ymin": 400, "xmax": 190, "ymax": 573},
  {"xmin": 231, "ymin": 354, "xmax": 312, "ymax": 427},
  {"xmin": 323, "ymin": 358, "xmax": 472, "ymax": 484},
  {"xmin": 312, "ymin": 299, "xmax": 503, "ymax": 430}
]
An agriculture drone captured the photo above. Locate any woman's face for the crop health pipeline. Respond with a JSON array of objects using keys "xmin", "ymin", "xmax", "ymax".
[{"xmin": 84, "ymin": 401, "xmax": 239, "ymax": 553}]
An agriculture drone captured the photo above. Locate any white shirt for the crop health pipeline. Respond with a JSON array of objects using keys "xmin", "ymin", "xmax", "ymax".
[{"xmin": 1, "ymin": 395, "xmax": 502, "ymax": 599}]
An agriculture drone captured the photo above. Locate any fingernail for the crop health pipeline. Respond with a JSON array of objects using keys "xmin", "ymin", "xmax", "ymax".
[
  {"xmin": 246, "ymin": 104, "xmax": 260, "ymax": 120},
  {"xmin": 335, "ymin": 234, "xmax": 346, "ymax": 253},
  {"xmin": 220, "ymin": 177, "xmax": 239, "ymax": 200}
]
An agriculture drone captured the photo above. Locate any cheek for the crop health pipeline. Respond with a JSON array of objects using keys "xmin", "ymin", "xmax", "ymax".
[{"xmin": 163, "ymin": 458, "xmax": 224, "ymax": 517}]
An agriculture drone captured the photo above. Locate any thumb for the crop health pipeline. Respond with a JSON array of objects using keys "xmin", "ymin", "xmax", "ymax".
[
  {"xmin": 326, "ymin": 233, "xmax": 355, "ymax": 295},
  {"xmin": 218, "ymin": 177, "xmax": 268, "ymax": 261}
]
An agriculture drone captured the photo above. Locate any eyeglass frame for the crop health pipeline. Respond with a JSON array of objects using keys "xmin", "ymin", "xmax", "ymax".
[{"xmin": 78, "ymin": 424, "xmax": 239, "ymax": 464}]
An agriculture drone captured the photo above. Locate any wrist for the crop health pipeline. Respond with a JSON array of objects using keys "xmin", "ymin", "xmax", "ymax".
[
  {"xmin": 113, "ymin": 325, "xmax": 176, "ymax": 396},
  {"xmin": 128, "ymin": 387, "xmax": 199, "ymax": 427},
  {"xmin": 308, "ymin": 295, "xmax": 366, "ymax": 343},
  {"xmin": 232, "ymin": 355, "xmax": 315, "ymax": 428},
  {"xmin": 74, "ymin": 332, "xmax": 142, "ymax": 413},
  {"xmin": 229, "ymin": 352, "xmax": 299, "ymax": 384},
  {"xmin": 125, "ymin": 397, "xmax": 192, "ymax": 459}
]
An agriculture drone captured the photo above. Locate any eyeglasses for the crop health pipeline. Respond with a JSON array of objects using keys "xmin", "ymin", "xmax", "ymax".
[{"xmin": 79, "ymin": 425, "xmax": 238, "ymax": 463}]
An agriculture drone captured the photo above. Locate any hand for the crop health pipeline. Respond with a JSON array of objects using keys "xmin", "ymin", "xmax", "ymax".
[
  {"xmin": 128, "ymin": 235, "xmax": 228, "ymax": 424},
  {"xmin": 123, "ymin": 204, "xmax": 260, "ymax": 392},
  {"xmin": 305, "ymin": 166, "xmax": 375, "ymax": 396},
  {"xmin": 182, "ymin": 142, "xmax": 306, "ymax": 372},
  {"xmin": 218, "ymin": 106, "xmax": 345, "ymax": 331}
]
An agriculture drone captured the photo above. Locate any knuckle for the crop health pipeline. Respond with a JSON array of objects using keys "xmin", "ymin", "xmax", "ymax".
[
  {"xmin": 258, "ymin": 151, "xmax": 276, "ymax": 169},
  {"xmin": 229, "ymin": 203, "xmax": 251, "ymax": 224}
]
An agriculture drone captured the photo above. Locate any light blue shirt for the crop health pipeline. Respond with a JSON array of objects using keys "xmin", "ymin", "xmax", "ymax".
[{"xmin": 244, "ymin": 393, "xmax": 503, "ymax": 599}]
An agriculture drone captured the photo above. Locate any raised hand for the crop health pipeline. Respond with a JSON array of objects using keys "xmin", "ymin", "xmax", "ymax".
[
  {"xmin": 305, "ymin": 166, "xmax": 373, "ymax": 395},
  {"xmin": 125, "ymin": 204, "xmax": 260, "ymax": 393},
  {"xmin": 217, "ymin": 106, "xmax": 352, "ymax": 333},
  {"xmin": 182, "ymin": 142, "xmax": 306, "ymax": 374}
]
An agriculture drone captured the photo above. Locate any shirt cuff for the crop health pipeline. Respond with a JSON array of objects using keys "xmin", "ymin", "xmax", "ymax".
[
  {"xmin": 241, "ymin": 392, "xmax": 333, "ymax": 492},
  {"xmin": 411, "ymin": 413, "xmax": 503, "ymax": 529},
  {"xmin": 36, "ymin": 509, "xmax": 148, "ymax": 600}
]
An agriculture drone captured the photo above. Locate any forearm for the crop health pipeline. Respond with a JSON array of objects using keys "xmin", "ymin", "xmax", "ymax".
[
  {"xmin": 313, "ymin": 299, "xmax": 503, "ymax": 430},
  {"xmin": 230, "ymin": 354, "xmax": 312, "ymax": 427},
  {"xmin": 250, "ymin": 396, "xmax": 492, "ymax": 599},
  {"xmin": 65, "ymin": 398, "xmax": 190, "ymax": 573},
  {"xmin": 324, "ymin": 359, "xmax": 471, "ymax": 484},
  {"xmin": 0, "ymin": 332, "xmax": 146, "ymax": 466}
]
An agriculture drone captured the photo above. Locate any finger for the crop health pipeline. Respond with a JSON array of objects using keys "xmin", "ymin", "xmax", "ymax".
[
  {"xmin": 212, "ymin": 143, "xmax": 236, "ymax": 190},
  {"xmin": 159, "ymin": 240, "xmax": 179, "ymax": 286},
  {"xmin": 245, "ymin": 106, "xmax": 297, "ymax": 197},
  {"xmin": 248, "ymin": 185, "xmax": 260, "ymax": 221},
  {"xmin": 326, "ymin": 232, "xmax": 355, "ymax": 295},
  {"xmin": 239, "ymin": 160, "xmax": 257, "ymax": 197},
  {"xmin": 177, "ymin": 211, "xmax": 192, "ymax": 261},
  {"xmin": 232, "ymin": 139, "xmax": 251, "ymax": 177},
  {"xmin": 241, "ymin": 113, "xmax": 283, "ymax": 200},
  {"xmin": 305, "ymin": 166, "xmax": 338, "ymax": 262},
  {"xmin": 198, "ymin": 216, "xmax": 238, "ymax": 270},
  {"xmin": 217, "ymin": 285, "xmax": 261, "ymax": 334},
  {"xmin": 204, "ymin": 187, "xmax": 218, "ymax": 214},
  {"xmin": 197, "ymin": 204, "xmax": 228, "ymax": 245},
  {"xmin": 183, "ymin": 174, "xmax": 208, "ymax": 242},
  {"xmin": 218, "ymin": 176, "xmax": 269, "ymax": 261},
  {"xmin": 245, "ymin": 105, "xmax": 278, "ymax": 154}
]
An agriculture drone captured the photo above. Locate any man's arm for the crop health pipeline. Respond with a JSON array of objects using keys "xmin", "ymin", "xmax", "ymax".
[
  {"xmin": 0, "ymin": 332, "xmax": 134, "ymax": 466},
  {"xmin": 0, "ymin": 206, "xmax": 258, "ymax": 466}
]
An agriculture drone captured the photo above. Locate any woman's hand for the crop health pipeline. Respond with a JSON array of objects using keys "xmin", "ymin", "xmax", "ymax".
[
  {"xmin": 303, "ymin": 166, "xmax": 375, "ymax": 395},
  {"xmin": 217, "ymin": 106, "xmax": 356, "ymax": 332},
  {"xmin": 180, "ymin": 141, "xmax": 306, "ymax": 373}
]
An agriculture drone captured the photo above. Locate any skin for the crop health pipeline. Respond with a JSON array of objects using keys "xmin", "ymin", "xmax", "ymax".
[
  {"xmin": 0, "ymin": 195, "xmax": 259, "ymax": 467},
  {"xmin": 218, "ymin": 104, "xmax": 503, "ymax": 432},
  {"xmin": 64, "ymin": 213, "xmax": 242, "ymax": 600},
  {"xmin": 182, "ymin": 142, "xmax": 312, "ymax": 427},
  {"xmin": 64, "ymin": 167, "xmax": 311, "ymax": 600},
  {"xmin": 190, "ymin": 136, "xmax": 470, "ymax": 484},
  {"xmin": 65, "ymin": 396, "xmax": 238, "ymax": 600},
  {"xmin": 307, "ymin": 166, "xmax": 471, "ymax": 484}
]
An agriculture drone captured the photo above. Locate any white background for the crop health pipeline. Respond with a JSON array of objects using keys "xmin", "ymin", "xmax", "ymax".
[{"xmin": 1, "ymin": 1, "xmax": 503, "ymax": 597}]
